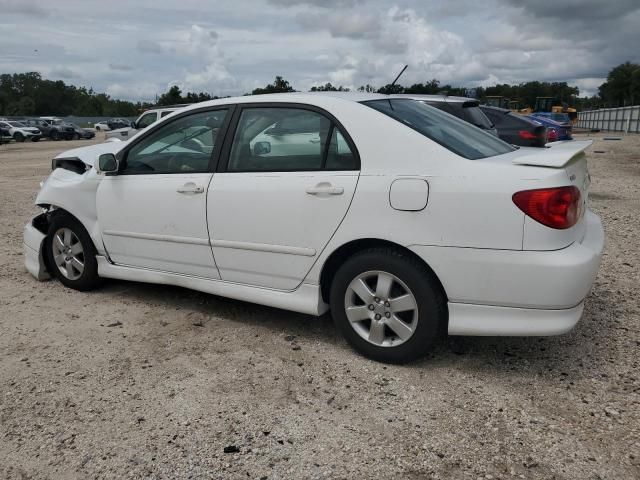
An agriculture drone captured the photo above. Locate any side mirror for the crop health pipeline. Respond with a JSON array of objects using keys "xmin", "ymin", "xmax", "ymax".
[
  {"xmin": 254, "ymin": 141, "xmax": 271, "ymax": 155},
  {"xmin": 98, "ymin": 153, "xmax": 119, "ymax": 174},
  {"xmin": 130, "ymin": 121, "xmax": 136, "ymax": 129}
]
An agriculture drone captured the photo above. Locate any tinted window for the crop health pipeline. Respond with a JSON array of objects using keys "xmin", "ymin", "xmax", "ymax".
[
  {"xmin": 137, "ymin": 113, "xmax": 157, "ymax": 129},
  {"xmin": 364, "ymin": 99, "xmax": 515, "ymax": 160},
  {"xmin": 228, "ymin": 107, "xmax": 356, "ymax": 172},
  {"xmin": 122, "ymin": 109, "xmax": 228, "ymax": 174}
]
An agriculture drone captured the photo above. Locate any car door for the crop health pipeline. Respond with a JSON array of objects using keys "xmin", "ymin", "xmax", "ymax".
[
  {"xmin": 96, "ymin": 107, "xmax": 231, "ymax": 278},
  {"xmin": 208, "ymin": 104, "xmax": 360, "ymax": 290}
]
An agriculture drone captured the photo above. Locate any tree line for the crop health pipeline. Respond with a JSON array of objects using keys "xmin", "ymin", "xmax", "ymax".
[{"xmin": 1, "ymin": 62, "xmax": 638, "ymax": 116}]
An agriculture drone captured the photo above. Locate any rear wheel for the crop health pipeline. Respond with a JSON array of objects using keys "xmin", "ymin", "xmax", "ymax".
[
  {"xmin": 45, "ymin": 213, "xmax": 101, "ymax": 291},
  {"xmin": 13, "ymin": 132, "xmax": 24, "ymax": 142},
  {"xmin": 72, "ymin": 133, "xmax": 80, "ymax": 140},
  {"xmin": 50, "ymin": 130, "xmax": 60, "ymax": 141},
  {"xmin": 330, "ymin": 248, "xmax": 446, "ymax": 363}
]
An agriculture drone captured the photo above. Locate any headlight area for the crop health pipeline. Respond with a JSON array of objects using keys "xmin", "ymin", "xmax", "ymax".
[{"xmin": 51, "ymin": 157, "xmax": 90, "ymax": 174}]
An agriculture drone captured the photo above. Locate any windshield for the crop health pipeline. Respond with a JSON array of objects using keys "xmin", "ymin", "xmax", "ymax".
[
  {"xmin": 8, "ymin": 121, "xmax": 26, "ymax": 127},
  {"xmin": 363, "ymin": 99, "xmax": 515, "ymax": 160}
]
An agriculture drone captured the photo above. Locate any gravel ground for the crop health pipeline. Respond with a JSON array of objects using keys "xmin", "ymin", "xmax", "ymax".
[{"xmin": 0, "ymin": 133, "xmax": 638, "ymax": 480}]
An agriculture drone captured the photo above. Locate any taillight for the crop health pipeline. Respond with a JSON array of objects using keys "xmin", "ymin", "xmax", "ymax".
[
  {"xmin": 513, "ymin": 186, "xmax": 581, "ymax": 229},
  {"xmin": 518, "ymin": 130, "xmax": 539, "ymax": 140}
]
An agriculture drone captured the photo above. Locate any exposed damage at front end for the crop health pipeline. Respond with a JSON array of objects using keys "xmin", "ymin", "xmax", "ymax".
[
  {"xmin": 23, "ymin": 140, "xmax": 123, "ymax": 281},
  {"xmin": 24, "ymin": 212, "xmax": 51, "ymax": 281}
]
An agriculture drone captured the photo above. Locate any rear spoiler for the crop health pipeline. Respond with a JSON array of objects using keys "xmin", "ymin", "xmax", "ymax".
[{"xmin": 512, "ymin": 140, "xmax": 592, "ymax": 168}]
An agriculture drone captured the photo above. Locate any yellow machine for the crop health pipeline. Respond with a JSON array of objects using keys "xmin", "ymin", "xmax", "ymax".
[{"xmin": 536, "ymin": 97, "xmax": 578, "ymax": 124}]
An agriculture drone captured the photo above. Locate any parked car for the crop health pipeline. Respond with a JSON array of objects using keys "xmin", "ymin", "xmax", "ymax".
[
  {"xmin": 0, "ymin": 124, "xmax": 12, "ymax": 144},
  {"xmin": 67, "ymin": 123, "xmax": 96, "ymax": 140},
  {"xmin": 94, "ymin": 121, "xmax": 110, "ymax": 131},
  {"xmin": 0, "ymin": 120, "xmax": 42, "ymax": 142},
  {"xmin": 529, "ymin": 113, "xmax": 573, "ymax": 140},
  {"xmin": 23, "ymin": 93, "xmax": 603, "ymax": 363},
  {"xmin": 480, "ymin": 105, "xmax": 547, "ymax": 147},
  {"xmin": 107, "ymin": 118, "xmax": 132, "ymax": 130},
  {"xmin": 394, "ymin": 94, "xmax": 498, "ymax": 136},
  {"xmin": 34, "ymin": 117, "xmax": 76, "ymax": 140},
  {"xmin": 24, "ymin": 118, "xmax": 67, "ymax": 140},
  {"xmin": 105, "ymin": 107, "xmax": 183, "ymax": 141}
]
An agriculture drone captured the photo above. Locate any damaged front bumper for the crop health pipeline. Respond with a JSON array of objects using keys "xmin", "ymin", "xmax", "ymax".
[{"xmin": 23, "ymin": 214, "xmax": 50, "ymax": 281}]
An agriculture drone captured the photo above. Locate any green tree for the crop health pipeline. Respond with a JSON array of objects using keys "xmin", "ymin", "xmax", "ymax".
[
  {"xmin": 251, "ymin": 76, "xmax": 295, "ymax": 95},
  {"xmin": 309, "ymin": 82, "xmax": 349, "ymax": 92},
  {"xmin": 158, "ymin": 85, "xmax": 183, "ymax": 106},
  {"xmin": 599, "ymin": 62, "xmax": 640, "ymax": 107}
]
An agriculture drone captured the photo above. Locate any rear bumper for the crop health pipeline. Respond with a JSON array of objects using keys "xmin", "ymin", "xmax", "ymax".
[
  {"xmin": 447, "ymin": 302, "xmax": 583, "ymax": 336},
  {"xmin": 410, "ymin": 210, "xmax": 604, "ymax": 335}
]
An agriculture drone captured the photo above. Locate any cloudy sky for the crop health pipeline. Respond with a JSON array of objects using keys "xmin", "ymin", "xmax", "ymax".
[{"xmin": 1, "ymin": 0, "xmax": 639, "ymax": 101}]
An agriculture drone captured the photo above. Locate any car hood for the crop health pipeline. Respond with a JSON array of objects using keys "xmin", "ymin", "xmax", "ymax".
[{"xmin": 54, "ymin": 140, "xmax": 125, "ymax": 167}]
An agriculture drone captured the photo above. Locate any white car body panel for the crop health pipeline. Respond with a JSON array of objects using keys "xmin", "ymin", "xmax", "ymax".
[
  {"xmin": 96, "ymin": 173, "xmax": 219, "ymax": 278},
  {"xmin": 208, "ymin": 171, "xmax": 359, "ymax": 289},
  {"xmin": 24, "ymin": 93, "xmax": 605, "ymax": 337}
]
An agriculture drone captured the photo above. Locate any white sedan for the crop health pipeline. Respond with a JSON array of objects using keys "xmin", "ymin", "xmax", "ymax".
[
  {"xmin": 93, "ymin": 121, "xmax": 110, "ymax": 131},
  {"xmin": 23, "ymin": 93, "xmax": 604, "ymax": 363}
]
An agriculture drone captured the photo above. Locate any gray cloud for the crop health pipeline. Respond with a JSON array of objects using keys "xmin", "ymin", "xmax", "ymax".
[
  {"xmin": 0, "ymin": 0, "xmax": 48, "ymax": 17},
  {"xmin": 296, "ymin": 11, "xmax": 379, "ymax": 39},
  {"xmin": 49, "ymin": 67, "xmax": 76, "ymax": 79},
  {"xmin": 109, "ymin": 63, "xmax": 135, "ymax": 71},
  {"xmin": 137, "ymin": 39, "xmax": 163, "ymax": 54}
]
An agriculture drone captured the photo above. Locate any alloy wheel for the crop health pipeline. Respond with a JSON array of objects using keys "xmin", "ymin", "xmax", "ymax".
[
  {"xmin": 52, "ymin": 227, "xmax": 85, "ymax": 280},
  {"xmin": 344, "ymin": 270, "xmax": 419, "ymax": 347}
]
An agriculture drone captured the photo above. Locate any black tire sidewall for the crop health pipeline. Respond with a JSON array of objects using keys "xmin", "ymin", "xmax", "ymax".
[
  {"xmin": 45, "ymin": 213, "xmax": 101, "ymax": 291},
  {"xmin": 330, "ymin": 250, "xmax": 444, "ymax": 363},
  {"xmin": 14, "ymin": 133, "xmax": 24, "ymax": 142}
]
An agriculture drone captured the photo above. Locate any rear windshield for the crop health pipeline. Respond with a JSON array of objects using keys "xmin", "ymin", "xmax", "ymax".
[{"xmin": 363, "ymin": 99, "xmax": 515, "ymax": 160}]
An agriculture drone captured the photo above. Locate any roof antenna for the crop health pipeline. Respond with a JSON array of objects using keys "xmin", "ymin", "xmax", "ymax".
[{"xmin": 389, "ymin": 64, "xmax": 408, "ymax": 93}]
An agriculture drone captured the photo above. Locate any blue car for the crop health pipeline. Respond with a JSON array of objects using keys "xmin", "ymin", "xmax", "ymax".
[{"xmin": 529, "ymin": 113, "xmax": 572, "ymax": 140}]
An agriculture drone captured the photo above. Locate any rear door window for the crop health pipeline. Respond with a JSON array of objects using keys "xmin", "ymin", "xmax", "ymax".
[{"xmin": 227, "ymin": 107, "xmax": 357, "ymax": 172}]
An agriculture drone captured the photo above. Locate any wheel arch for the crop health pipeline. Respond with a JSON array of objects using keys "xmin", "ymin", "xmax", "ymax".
[
  {"xmin": 319, "ymin": 238, "xmax": 449, "ymax": 306},
  {"xmin": 35, "ymin": 205, "xmax": 103, "ymax": 256}
]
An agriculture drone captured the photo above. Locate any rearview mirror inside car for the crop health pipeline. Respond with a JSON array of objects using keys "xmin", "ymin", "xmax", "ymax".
[
  {"xmin": 254, "ymin": 141, "xmax": 271, "ymax": 155},
  {"xmin": 98, "ymin": 153, "xmax": 119, "ymax": 174}
]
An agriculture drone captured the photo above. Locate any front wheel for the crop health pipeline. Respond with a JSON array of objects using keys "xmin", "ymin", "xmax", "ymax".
[
  {"xmin": 14, "ymin": 132, "xmax": 24, "ymax": 142},
  {"xmin": 330, "ymin": 248, "xmax": 446, "ymax": 363},
  {"xmin": 45, "ymin": 213, "xmax": 101, "ymax": 291}
]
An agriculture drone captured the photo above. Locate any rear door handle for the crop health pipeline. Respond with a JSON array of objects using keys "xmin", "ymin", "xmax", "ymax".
[
  {"xmin": 306, "ymin": 184, "xmax": 344, "ymax": 195},
  {"xmin": 177, "ymin": 182, "xmax": 204, "ymax": 194}
]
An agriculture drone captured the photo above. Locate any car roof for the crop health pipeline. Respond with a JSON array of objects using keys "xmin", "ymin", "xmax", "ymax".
[
  {"xmin": 172, "ymin": 92, "xmax": 391, "ymax": 114},
  {"xmin": 392, "ymin": 94, "xmax": 478, "ymax": 104}
]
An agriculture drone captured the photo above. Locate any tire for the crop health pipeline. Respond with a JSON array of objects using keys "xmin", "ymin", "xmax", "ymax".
[
  {"xmin": 330, "ymin": 248, "xmax": 446, "ymax": 364},
  {"xmin": 95, "ymin": 126, "xmax": 101, "ymax": 131},
  {"xmin": 14, "ymin": 132, "xmax": 24, "ymax": 142},
  {"xmin": 50, "ymin": 130, "xmax": 60, "ymax": 141},
  {"xmin": 44, "ymin": 212, "xmax": 101, "ymax": 291},
  {"xmin": 32, "ymin": 136, "xmax": 40, "ymax": 142},
  {"xmin": 72, "ymin": 133, "xmax": 80, "ymax": 140}
]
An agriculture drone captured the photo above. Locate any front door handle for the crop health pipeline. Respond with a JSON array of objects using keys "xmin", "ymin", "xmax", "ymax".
[
  {"xmin": 177, "ymin": 182, "xmax": 204, "ymax": 194},
  {"xmin": 306, "ymin": 183, "xmax": 344, "ymax": 196}
]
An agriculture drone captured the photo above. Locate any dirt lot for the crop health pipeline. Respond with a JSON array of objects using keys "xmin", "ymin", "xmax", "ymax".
[{"xmin": 1, "ymin": 133, "xmax": 638, "ymax": 480}]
